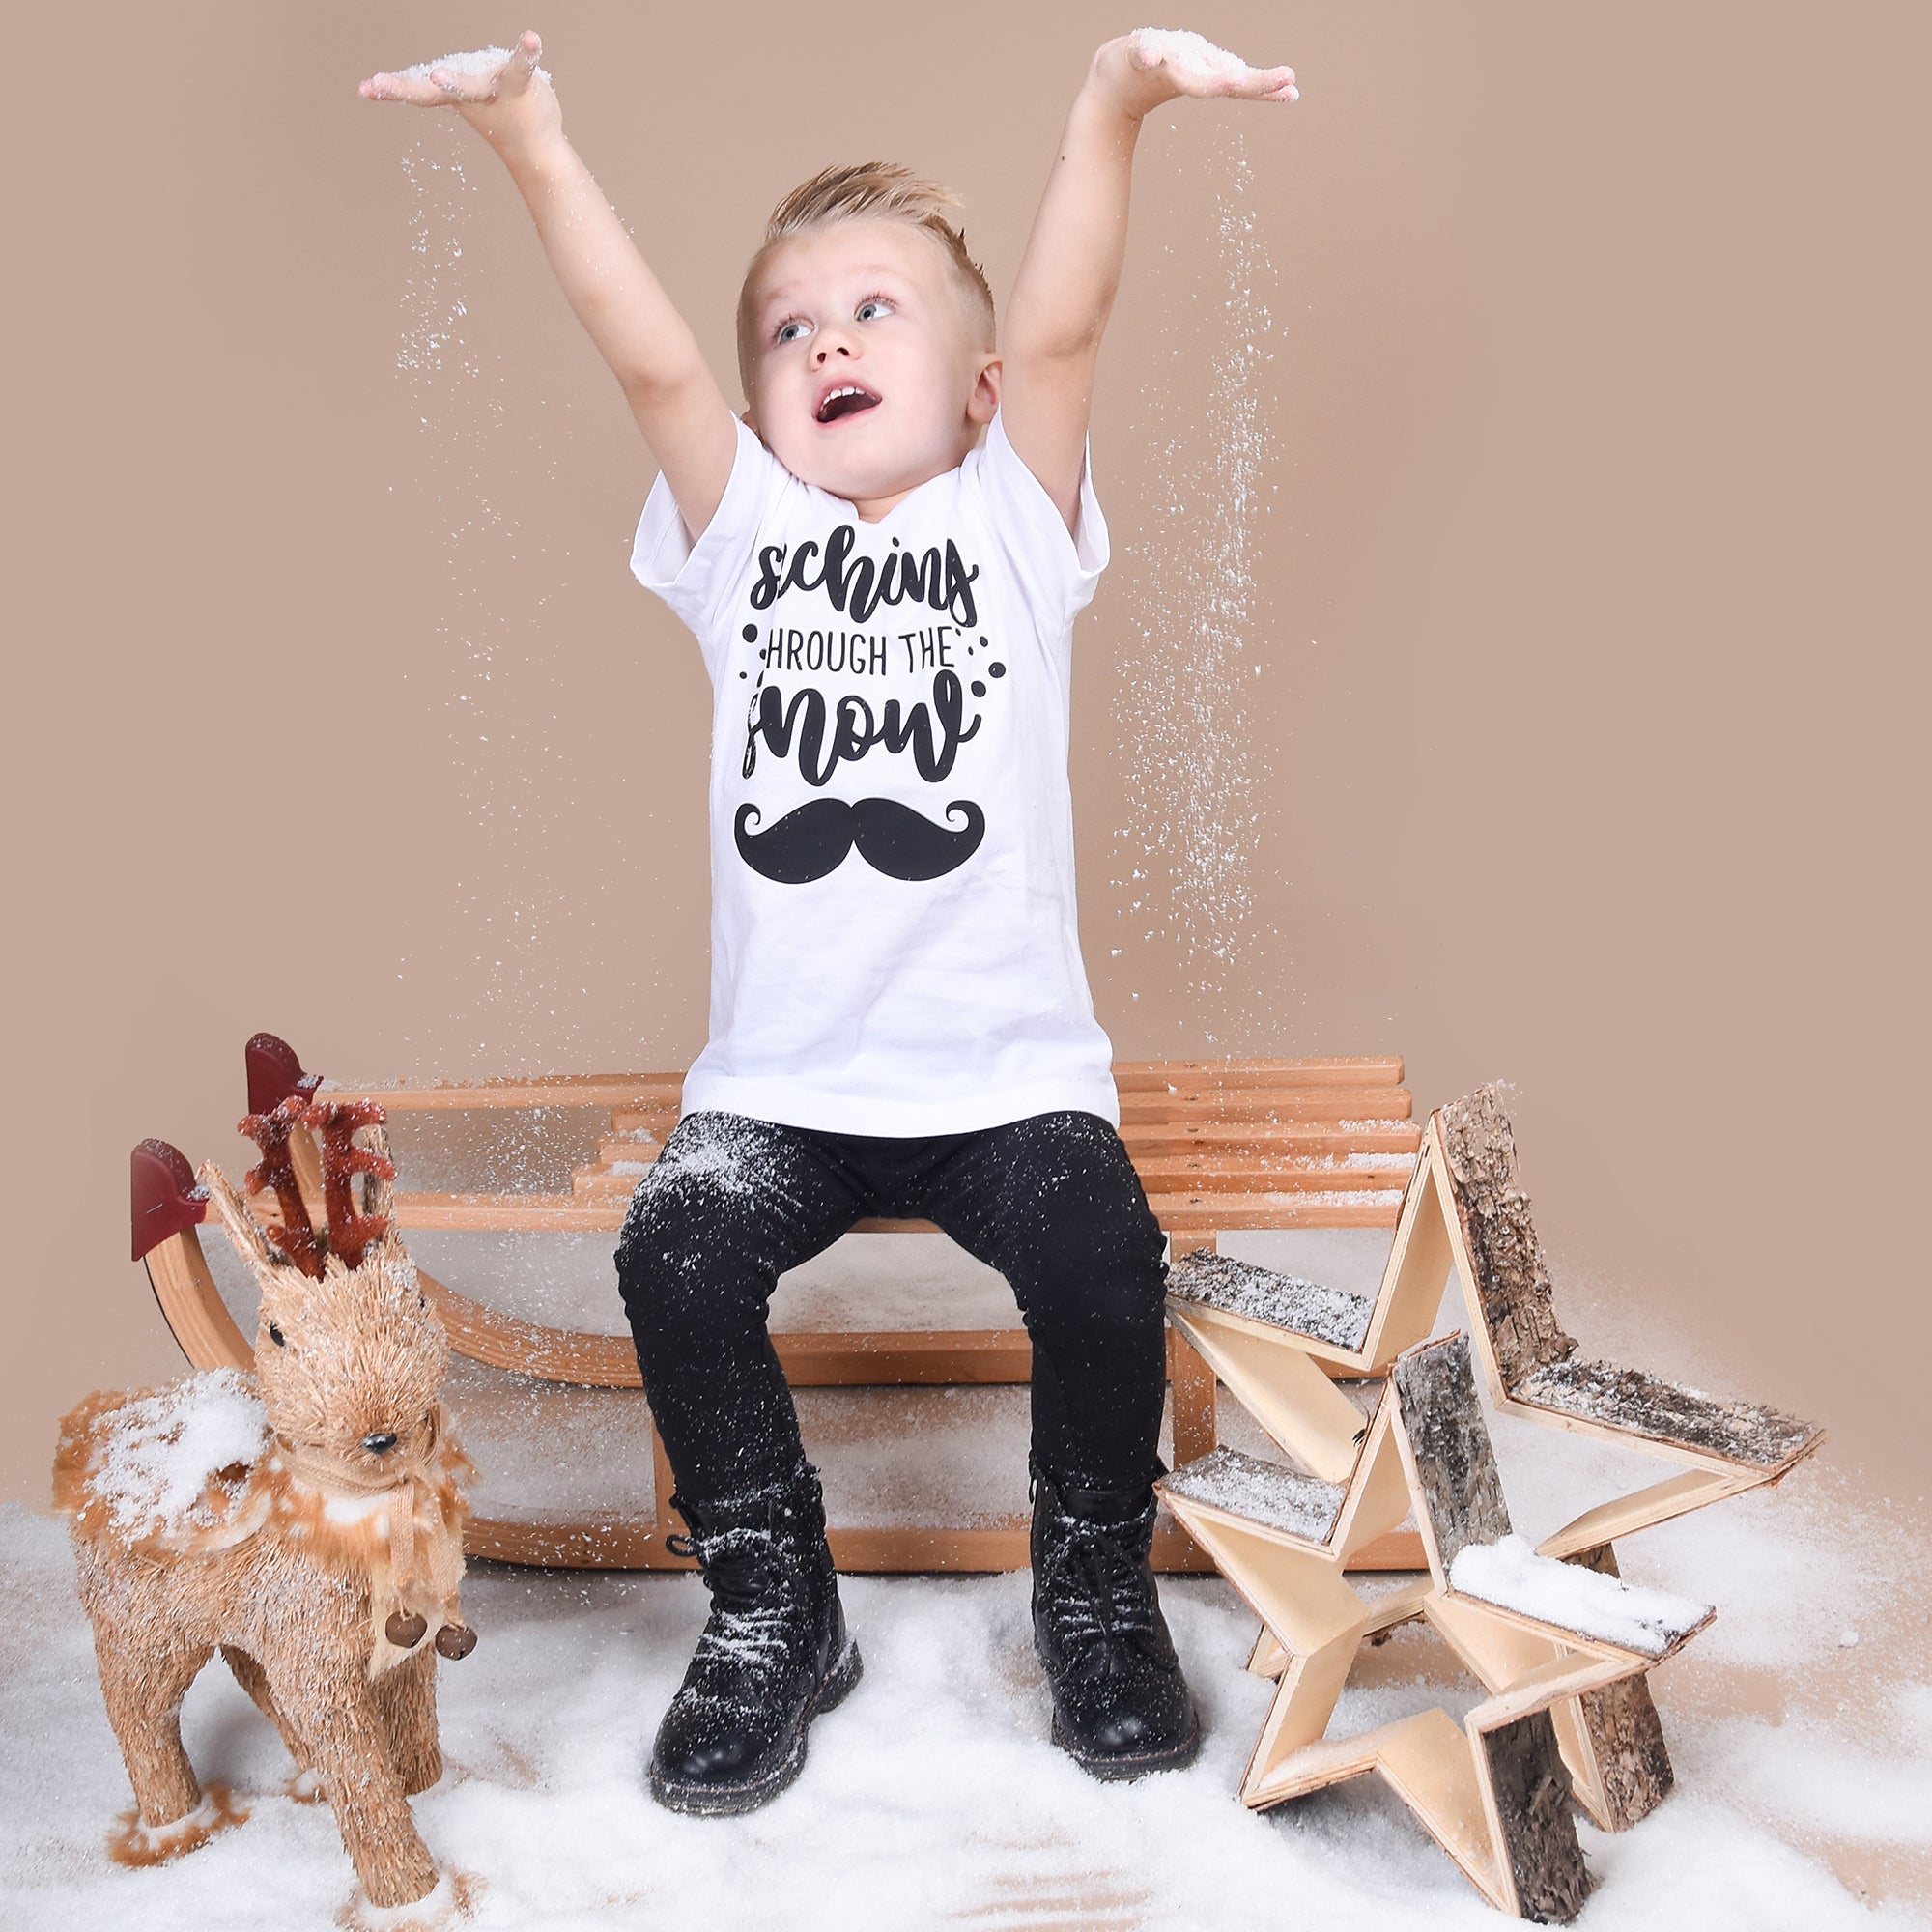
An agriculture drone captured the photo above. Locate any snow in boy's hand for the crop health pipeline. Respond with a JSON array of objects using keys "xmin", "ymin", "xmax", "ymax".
[
  {"xmin": 392, "ymin": 46, "xmax": 554, "ymax": 89},
  {"xmin": 1128, "ymin": 28, "xmax": 1298, "ymax": 100},
  {"xmin": 89, "ymin": 1370, "xmax": 269, "ymax": 1542}
]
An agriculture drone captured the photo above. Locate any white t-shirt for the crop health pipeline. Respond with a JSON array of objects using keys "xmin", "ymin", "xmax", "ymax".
[{"xmin": 631, "ymin": 411, "xmax": 1119, "ymax": 1136}]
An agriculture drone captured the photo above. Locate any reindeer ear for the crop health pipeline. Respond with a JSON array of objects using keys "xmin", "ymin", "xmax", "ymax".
[
  {"xmin": 256, "ymin": 1273, "xmax": 298, "ymax": 1347},
  {"xmin": 197, "ymin": 1162, "xmax": 277, "ymax": 1275}
]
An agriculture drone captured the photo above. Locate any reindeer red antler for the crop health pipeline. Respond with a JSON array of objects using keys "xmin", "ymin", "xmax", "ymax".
[
  {"xmin": 238, "ymin": 1095, "xmax": 323, "ymax": 1279},
  {"xmin": 304, "ymin": 1101, "xmax": 396, "ymax": 1270}
]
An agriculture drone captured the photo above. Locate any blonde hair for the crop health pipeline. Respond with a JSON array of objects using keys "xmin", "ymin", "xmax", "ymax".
[{"xmin": 737, "ymin": 162, "xmax": 996, "ymax": 391}]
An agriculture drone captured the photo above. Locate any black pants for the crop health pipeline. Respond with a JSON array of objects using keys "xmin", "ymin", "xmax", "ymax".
[{"xmin": 615, "ymin": 1109, "xmax": 1169, "ymax": 1501}]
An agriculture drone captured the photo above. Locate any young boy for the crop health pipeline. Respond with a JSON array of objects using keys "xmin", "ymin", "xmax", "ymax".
[{"xmin": 363, "ymin": 26, "xmax": 1295, "ymax": 1814}]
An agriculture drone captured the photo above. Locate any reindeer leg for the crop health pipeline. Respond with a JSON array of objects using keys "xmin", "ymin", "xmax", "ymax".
[
  {"xmin": 94, "ymin": 1634, "xmax": 213, "ymax": 1832},
  {"xmin": 372, "ymin": 1648, "xmax": 443, "ymax": 1797},
  {"xmin": 222, "ymin": 1645, "xmax": 322, "ymax": 1796},
  {"xmin": 273, "ymin": 1662, "xmax": 440, "ymax": 1909}
]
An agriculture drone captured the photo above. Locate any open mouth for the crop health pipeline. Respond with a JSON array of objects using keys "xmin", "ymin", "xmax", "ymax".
[{"xmin": 816, "ymin": 384, "xmax": 881, "ymax": 425}]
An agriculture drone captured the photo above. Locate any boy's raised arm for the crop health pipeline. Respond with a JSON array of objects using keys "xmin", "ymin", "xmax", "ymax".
[
  {"xmin": 1001, "ymin": 31, "xmax": 1296, "ymax": 532},
  {"xmin": 363, "ymin": 32, "xmax": 739, "ymax": 540}
]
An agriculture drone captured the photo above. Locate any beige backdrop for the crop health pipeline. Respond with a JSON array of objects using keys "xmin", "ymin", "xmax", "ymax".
[{"xmin": 5, "ymin": 3, "xmax": 1926, "ymax": 1507}]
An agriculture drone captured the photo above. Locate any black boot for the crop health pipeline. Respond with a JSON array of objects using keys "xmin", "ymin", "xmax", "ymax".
[
  {"xmin": 648, "ymin": 1461, "xmax": 862, "ymax": 1814},
  {"xmin": 1030, "ymin": 1462, "xmax": 1200, "ymax": 1779}
]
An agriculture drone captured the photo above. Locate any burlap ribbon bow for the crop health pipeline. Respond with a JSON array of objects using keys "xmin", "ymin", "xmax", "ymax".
[{"xmin": 278, "ymin": 1406, "xmax": 469, "ymax": 1677}]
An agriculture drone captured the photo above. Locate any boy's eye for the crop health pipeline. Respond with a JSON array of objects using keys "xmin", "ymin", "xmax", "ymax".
[
  {"xmin": 856, "ymin": 298, "xmax": 895, "ymax": 323},
  {"xmin": 775, "ymin": 319, "xmax": 812, "ymax": 345}
]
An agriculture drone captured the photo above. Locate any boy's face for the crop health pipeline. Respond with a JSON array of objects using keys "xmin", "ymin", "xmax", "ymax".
[{"xmin": 743, "ymin": 220, "xmax": 998, "ymax": 512}]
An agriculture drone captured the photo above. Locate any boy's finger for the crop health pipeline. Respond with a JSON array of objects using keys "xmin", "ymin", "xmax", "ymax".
[
  {"xmin": 427, "ymin": 66, "xmax": 495, "ymax": 101},
  {"xmin": 490, "ymin": 32, "xmax": 543, "ymax": 97},
  {"xmin": 359, "ymin": 72, "xmax": 460, "ymax": 106},
  {"xmin": 1204, "ymin": 64, "xmax": 1296, "ymax": 102}
]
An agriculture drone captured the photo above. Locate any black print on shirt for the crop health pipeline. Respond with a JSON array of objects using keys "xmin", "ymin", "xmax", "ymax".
[
  {"xmin": 742, "ymin": 669, "xmax": 980, "ymax": 785},
  {"xmin": 735, "ymin": 797, "xmax": 986, "ymax": 883},
  {"xmin": 735, "ymin": 531, "xmax": 993, "ymax": 885},
  {"xmin": 748, "ymin": 526, "xmax": 980, "ymax": 628}
]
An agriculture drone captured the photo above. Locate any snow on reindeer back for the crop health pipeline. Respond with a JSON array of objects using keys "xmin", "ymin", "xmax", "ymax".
[
  {"xmin": 86, "ymin": 1370, "xmax": 270, "ymax": 1544},
  {"xmin": 1449, "ymin": 1533, "xmax": 1713, "ymax": 1657}
]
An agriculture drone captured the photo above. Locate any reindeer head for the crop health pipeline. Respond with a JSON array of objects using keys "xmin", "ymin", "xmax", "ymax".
[{"xmin": 201, "ymin": 1103, "xmax": 448, "ymax": 1480}]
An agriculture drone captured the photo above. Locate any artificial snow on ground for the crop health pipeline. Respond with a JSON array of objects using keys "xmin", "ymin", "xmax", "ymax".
[
  {"xmin": 7, "ymin": 1225, "xmax": 1929, "ymax": 1927},
  {"xmin": 5, "ymin": 1457, "xmax": 1928, "ymax": 1929}
]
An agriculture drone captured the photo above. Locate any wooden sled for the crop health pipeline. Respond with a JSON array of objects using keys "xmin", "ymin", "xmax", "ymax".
[{"xmin": 136, "ymin": 1035, "xmax": 1428, "ymax": 1576}]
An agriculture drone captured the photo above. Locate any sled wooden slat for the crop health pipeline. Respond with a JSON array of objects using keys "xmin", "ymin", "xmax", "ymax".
[
  {"xmin": 1136, "ymin": 1157, "xmax": 1416, "ymax": 1192},
  {"xmin": 319, "ymin": 1059, "xmax": 1406, "ymax": 1117},
  {"xmin": 317, "ymin": 1074, "xmax": 684, "ymax": 1112},
  {"xmin": 394, "ymin": 1192, "xmax": 626, "ymax": 1232},
  {"xmin": 389, "ymin": 1190, "xmax": 1412, "ymax": 1236},
  {"xmin": 596, "ymin": 1118, "xmax": 1428, "ymax": 1157},
  {"xmin": 1119, "ymin": 1087, "xmax": 1413, "ymax": 1125},
  {"xmin": 566, "ymin": 1154, "xmax": 1417, "ymax": 1203},
  {"xmin": 1114, "ymin": 1057, "xmax": 1406, "ymax": 1092},
  {"xmin": 318, "ymin": 1058, "xmax": 1404, "ymax": 1114},
  {"xmin": 610, "ymin": 1086, "xmax": 1416, "ymax": 1132},
  {"xmin": 1121, "ymin": 1120, "xmax": 1423, "ymax": 1153},
  {"xmin": 609, "ymin": 1108, "xmax": 690, "ymax": 1135},
  {"xmin": 779, "ymin": 1330, "xmax": 1035, "ymax": 1384},
  {"xmin": 581, "ymin": 1120, "xmax": 1426, "ymax": 1172},
  {"xmin": 1146, "ymin": 1193, "xmax": 1407, "ymax": 1232}
]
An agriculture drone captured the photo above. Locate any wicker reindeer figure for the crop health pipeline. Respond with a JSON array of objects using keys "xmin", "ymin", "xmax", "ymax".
[{"xmin": 55, "ymin": 1100, "xmax": 476, "ymax": 1918}]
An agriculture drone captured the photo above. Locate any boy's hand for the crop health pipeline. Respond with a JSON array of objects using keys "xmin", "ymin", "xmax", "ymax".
[
  {"xmin": 360, "ymin": 26, "xmax": 737, "ymax": 541},
  {"xmin": 1097, "ymin": 29, "xmax": 1297, "ymax": 120},
  {"xmin": 1000, "ymin": 28, "xmax": 1297, "ymax": 531},
  {"xmin": 360, "ymin": 31, "xmax": 562, "ymax": 160}
]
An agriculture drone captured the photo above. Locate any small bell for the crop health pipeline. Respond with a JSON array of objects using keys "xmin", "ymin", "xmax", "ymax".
[
  {"xmin": 434, "ymin": 1622, "xmax": 477, "ymax": 1660},
  {"xmin": 384, "ymin": 1609, "xmax": 428, "ymax": 1649}
]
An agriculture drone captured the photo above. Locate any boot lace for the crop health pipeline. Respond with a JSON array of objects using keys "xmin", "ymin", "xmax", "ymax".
[
  {"xmin": 684, "ymin": 1526, "xmax": 801, "ymax": 1676},
  {"xmin": 1038, "ymin": 1509, "xmax": 1164, "ymax": 1667}
]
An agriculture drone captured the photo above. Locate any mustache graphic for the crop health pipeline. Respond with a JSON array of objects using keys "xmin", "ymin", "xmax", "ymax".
[{"xmin": 734, "ymin": 797, "xmax": 986, "ymax": 884}]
